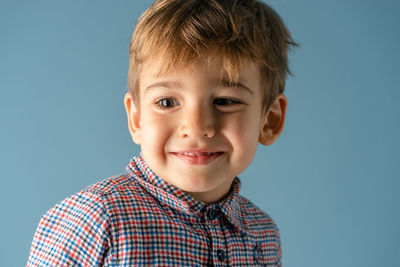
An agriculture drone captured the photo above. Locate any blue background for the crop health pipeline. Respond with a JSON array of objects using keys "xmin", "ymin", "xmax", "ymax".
[{"xmin": 1, "ymin": 0, "xmax": 399, "ymax": 266}]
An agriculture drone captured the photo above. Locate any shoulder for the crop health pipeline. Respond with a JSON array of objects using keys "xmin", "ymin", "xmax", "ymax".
[
  {"xmin": 37, "ymin": 174, "xmax": 138, "ymax": 229},
  {"xmin": 36, "ymin": 174, "xmax": 143, "ymax": 234},
  {"xmin": 83, "ymin": 174, "xmax": 137, "ymax": 196},
  {"xmin": 27, "ymin": 176, "xmax": 136, "ymax": 266},
  {"xmin": 81, "ymin": 174, "xmax": 149, "ymax": 210},
  {"xmin": 27, "ymin": 174, "xmax": 143, "ymax": 266},
  {"xmin": 238, "ymin": 195, "xmax": 280, "ymax": 237},
  {"xmin": 237, "ymin": 195, "xmax": 282, "ymax": 266},
  {"xmin": 45, "ymin": 174, "xmax": 140, "ymax": 216}
]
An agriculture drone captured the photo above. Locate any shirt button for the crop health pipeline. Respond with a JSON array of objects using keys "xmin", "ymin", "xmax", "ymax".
[
  {"xmin": 217, "ymin": 249, "xmax": 226, "ymax": 261},
  {"xmin": 208, "ymin": 208, "xmax": 218, "ymax": 220},
  {"xmin": 254, "ymin": 243, "xmax": 263, "ymax": 264}
]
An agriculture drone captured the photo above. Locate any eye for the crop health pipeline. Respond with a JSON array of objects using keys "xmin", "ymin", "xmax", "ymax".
[
  {"xmin": 214, "ymin": 97, "xmax": 245, "ymax": 112},
  {"xmin": 214, "ymin": 98, "xmax": 243, "ymax": 106},
  {"xmin": 156, "ymin": 97, "xmax": 180, "ymax": 108}
]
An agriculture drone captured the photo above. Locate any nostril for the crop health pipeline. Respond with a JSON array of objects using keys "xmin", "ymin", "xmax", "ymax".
[
  {"xmin": 202, "ymin": 126, "xmax": 215, "ymax": 138},
  {"xmin": 178, "ymin": 119, "xmax": 215, "ymax": 138}
]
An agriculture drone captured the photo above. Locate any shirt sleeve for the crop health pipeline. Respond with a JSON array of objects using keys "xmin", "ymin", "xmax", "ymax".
[
  {"xmin": 27, "ymin": 190, "xmax": 111, "ymax": 267},
  {"xmin": 276, "ymin": 227, "xmax": 282, "ymax": 267}
]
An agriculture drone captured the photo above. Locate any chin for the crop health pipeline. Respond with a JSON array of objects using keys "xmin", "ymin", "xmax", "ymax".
[{"xmin": 175, "ymin": 176, "xmax": 217, "ymax": 192}]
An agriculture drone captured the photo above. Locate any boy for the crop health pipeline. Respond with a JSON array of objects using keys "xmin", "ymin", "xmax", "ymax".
[{"xmin": 27, "ymin": 0, "xmax": 296, "ymax": 266}]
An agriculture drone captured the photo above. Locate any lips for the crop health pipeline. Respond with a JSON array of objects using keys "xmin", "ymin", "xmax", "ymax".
[
  {"xmin": 179, "ymin": 152, "xmax": 217, "ymax": 156},
  {"xmin": 172, "ymin": 151, "xmax": 224, "ymax": 165}
]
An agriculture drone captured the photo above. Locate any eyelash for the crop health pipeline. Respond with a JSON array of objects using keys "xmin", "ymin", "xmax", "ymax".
[
  {"xmin": 213, "ymin": 98, "xmax": 243, "ymax": 106},
  {"xmin": 154, "ymin": 97, "xmax": 244, "ymax": 110}
]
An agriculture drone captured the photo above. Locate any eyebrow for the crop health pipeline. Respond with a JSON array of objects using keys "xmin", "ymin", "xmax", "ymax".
[
  {"xmin": 144, "ymin": 79, "xmax": 254, "ymax": 94},
  {"xmin": 145, "ymin": 81, "xmax": 182, "ymax": 93},
  {"xmin": 219, "ymin": 79, "xmax": 254, "ymax": 95}
]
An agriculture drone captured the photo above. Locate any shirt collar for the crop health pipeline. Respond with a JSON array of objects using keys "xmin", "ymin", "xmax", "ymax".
[{"xmin": 126, "ymin": 154, "xmax": 247, "ymax": 233}]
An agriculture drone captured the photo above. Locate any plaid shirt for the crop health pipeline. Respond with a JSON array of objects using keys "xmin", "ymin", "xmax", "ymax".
[{"xmin": 27, "ymin": 155, "xmax": 281, "ymax": 266}]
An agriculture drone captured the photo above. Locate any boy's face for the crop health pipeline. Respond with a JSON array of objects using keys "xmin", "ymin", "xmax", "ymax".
[{"xmin": 125, "ymin": 57, "xmax": 286, "ymax": 203}]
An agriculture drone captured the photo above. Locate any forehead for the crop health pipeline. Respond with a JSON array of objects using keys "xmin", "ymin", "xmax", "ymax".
[{"xmin": 138, "ymin": 55, "xmax": 262, "ymax": 90}]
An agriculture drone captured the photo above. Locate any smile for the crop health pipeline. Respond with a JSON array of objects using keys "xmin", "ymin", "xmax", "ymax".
[{"xmin": 172, "ymin": 151, "xmax": 224, "ymax": 165}]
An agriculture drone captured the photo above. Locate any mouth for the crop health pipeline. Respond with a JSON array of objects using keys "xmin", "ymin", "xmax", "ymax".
[{"xmin": 172, "ymin": 151, "xmax": 224, "ymax": 165}]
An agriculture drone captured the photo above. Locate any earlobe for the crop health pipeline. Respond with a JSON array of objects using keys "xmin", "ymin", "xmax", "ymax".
[
  {"xmin": 259, "ymin": 94, "xmax": 287, "ymax": 145},
  {"xmin": 124, "ymin": 92, "xmax": 141, "ymax": 145}
]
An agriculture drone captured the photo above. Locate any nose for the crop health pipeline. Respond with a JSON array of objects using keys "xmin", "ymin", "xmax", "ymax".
[{"xmin": 178, "ymin": 104, "xmax": 216, "ymax": 139}]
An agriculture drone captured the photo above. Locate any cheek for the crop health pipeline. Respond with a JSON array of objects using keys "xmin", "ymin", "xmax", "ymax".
[
  {"xmin": 140, "ymin": 113, "xmax": 171, "ymax": 152},
  {"xmin": 230, "ymin": 110, "xmax": 261, "ymax": 138},
  {"xmin": 222, "ymin": 112, "xmax": 261, "ymax": 155}
]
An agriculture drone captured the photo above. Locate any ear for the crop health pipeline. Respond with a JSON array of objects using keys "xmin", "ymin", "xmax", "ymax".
[
  {"xmin": 259, "ymin": 94, "xmax": 287, "ymax": 145},
  {"xmin": 124, "ymin": 92, "xmax": 141, "ymax": 145}
]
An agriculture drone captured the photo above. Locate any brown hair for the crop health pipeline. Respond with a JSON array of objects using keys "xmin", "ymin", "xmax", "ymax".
[{"xmin": 128, "ymin": 0, "xmax": 297, "ymax": 109}]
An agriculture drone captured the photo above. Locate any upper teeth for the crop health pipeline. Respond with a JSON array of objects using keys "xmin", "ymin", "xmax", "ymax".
[{"xmin": 182, "ymin": 152, "xmax": 214, "ymax": 156}]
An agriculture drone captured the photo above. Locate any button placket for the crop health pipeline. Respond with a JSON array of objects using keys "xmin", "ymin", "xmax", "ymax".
[
  {"xmin": 253, "ymin": 242, "xmax": 264, "ymax": 264},
  {"xmin": 205, "ymin": 206, "xmax": 229, "ymax": 265},
  {"xmin": 208, "ymin": 207, "xmax": 218, "ymax": 220},
  {"xmin": 217, "ymin": 249, "xmax": 226, "ymax": 261}
]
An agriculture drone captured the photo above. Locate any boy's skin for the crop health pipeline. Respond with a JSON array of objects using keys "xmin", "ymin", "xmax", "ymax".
[{"xmin": 124, "ymin": 53, "xmax": 287, "ymax": 203}]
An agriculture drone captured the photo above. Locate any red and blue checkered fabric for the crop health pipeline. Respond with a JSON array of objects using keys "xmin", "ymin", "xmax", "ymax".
[{"xmin": 27, "ymin": 155, "xmax": 281, "ymax": 266}]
